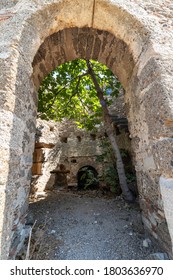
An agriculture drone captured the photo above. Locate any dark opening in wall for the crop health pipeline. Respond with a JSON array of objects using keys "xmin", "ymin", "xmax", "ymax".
[
  {"xmin": 114, "ymin": 125, "xmax": 120, "ymax": 135},
  {"xmin": 60, "ymin": 136, "xmax": 68, "ymax": 143},
  {"xmin": 90, "ymin": 134, "xmax": 96, "ymax": 141},
  {"xmin": 71, "ymin": 159, "xmax": 77, "ymax": 163},
  {"xmin": 77, "ymin": 166, "xmax": 99, "ymax": 190},
  {"xmin": 50, "ymin": 126, "xmax": 54, "ymax": 132},
  {"xmin": 77, "ymin": 136, "xmax": 82, "ymax": 142}
]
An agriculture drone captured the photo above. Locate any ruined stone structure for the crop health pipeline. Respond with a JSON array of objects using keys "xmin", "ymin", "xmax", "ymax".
[
  {"xmin": 0, "ymin": 0, "xmax": 173, "ymax": 259},
  {"xmin": 31, "ymin": 119, "xmax": 105, "ymax": 193},
  {"xmin": 31, "ymin": 117, "xmax": 131, "ymax": 194}
]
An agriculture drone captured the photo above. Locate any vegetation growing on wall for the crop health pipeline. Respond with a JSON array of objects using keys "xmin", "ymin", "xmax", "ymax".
[
  {"xmin": 96, "ymin": 137, "xmax": 120, "ymax": 193},
  {"xmin": 78, "ymin": 166, "xmax": 99, "ymax": 190}
]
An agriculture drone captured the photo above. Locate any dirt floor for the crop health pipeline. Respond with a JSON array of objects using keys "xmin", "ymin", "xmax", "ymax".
[{"xmin": 26, "ymin": 189, "xmax": 162, "ymax": 260}]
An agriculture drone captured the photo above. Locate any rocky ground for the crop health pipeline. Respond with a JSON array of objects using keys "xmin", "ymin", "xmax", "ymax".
[{"xmin": 24, "ymin": 189, "xmax": 163, "ymax": 260}]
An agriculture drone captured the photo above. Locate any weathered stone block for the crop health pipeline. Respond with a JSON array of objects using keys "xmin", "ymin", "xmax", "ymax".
[
  {"xmin": 153, "ymin": 139, "xmax": 173, "ymax": 176},
  {"xmin": 142, "ymin": 82, "xmax": 173, "ymax": 138}
]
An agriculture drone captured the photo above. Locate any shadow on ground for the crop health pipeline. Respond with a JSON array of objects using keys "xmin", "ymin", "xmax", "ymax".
[{"xmin": 22, "ymin": 189, "xmax": 162, "ymax": 260}]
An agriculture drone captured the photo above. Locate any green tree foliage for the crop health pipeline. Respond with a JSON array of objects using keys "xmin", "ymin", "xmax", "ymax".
[
  {"xmin": 97, "ymin": 137, "xmax": 136, "ymax": 193},
  {"xmin": 38, "ymin": 59, "xmax": 121, "ymax": 130}
]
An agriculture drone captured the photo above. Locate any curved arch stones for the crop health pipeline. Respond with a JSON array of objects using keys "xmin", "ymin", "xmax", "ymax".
[{"xmin": 0, "ymin": 0, "xmax": 173, "ymax": 259}]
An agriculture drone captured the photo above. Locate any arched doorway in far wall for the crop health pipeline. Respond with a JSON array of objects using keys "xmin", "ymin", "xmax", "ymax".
[{"xmin": 77, "ymin": 166, "xmax": 99, "ymax": 190}]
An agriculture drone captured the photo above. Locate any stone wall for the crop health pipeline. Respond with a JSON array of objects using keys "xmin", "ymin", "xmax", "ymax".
[
  {"xmin": 0, "ymin": 0, "xmax": 173, "ymax": 259},
  {"xmin": 31, "ymin": 119, "xmax": 104, "ymax": 193},
  {"xmin": 31, "ymin": 117, "xmax": 131, "ymax": 194}
]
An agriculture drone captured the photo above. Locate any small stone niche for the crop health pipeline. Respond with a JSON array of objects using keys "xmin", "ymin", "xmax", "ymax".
[
  {"xmin": 60, "ymin": 136, "xmax": 68, "ymax": 143},
  {"xmin": 77, "ymin": 135, "xmax": 82, "ymax": 142},
  {"xmin": 90, "ymin": 134, "xmax": 96, "ymax": 141},
  {"xmin": 49, "ymin": 126, "xmax": 54, "ymax": 132}
]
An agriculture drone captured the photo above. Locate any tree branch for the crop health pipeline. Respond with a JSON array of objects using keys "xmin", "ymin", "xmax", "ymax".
[{"xmin": 65, "ymin": 72, "xmax": 88, "ymax": 108}]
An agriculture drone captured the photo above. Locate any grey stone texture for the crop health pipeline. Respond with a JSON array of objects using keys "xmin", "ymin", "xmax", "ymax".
[{"xmin": 0, "ymin": 0, "xmax": 173, "ymax": 259}]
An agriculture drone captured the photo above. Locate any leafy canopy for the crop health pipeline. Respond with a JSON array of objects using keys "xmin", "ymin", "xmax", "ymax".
[{"xmin": 38, "ymin": 59, "xmax": 122, "ymax": 130}]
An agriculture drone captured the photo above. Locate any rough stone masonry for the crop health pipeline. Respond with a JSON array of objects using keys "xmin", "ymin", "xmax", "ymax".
[
  {"xmin": 0, "ymin": 0, "xmax": 173, "ymax": 259},
  {"xmin": 30, "ymin": 114, "xmax": 131, "ymax": 193}
]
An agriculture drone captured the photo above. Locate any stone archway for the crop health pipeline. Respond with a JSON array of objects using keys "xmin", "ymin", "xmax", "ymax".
[
  {"xmin": 77, "ymin": 166, "xmax": 99, "ymax": 190},
  {"xmin": 0, "ymin": 0, "xmax": 173, "ymax": 259}
]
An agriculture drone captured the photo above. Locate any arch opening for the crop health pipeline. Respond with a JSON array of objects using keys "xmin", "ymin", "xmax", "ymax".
[
  {"xmin": 77, "ymin": 166, "xmax": 99, "ymax": 190},
  {"xmin": 32, "ymin": 54, "xmax": 135, "ymax": 198}
]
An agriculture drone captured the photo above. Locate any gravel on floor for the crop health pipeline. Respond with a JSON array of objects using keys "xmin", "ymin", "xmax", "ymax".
[{"xmin": 27, "ymin": 190, "xmax": 162, "ymax": 260}]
